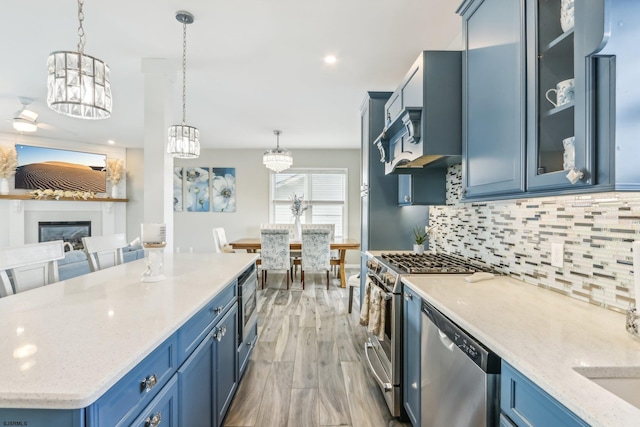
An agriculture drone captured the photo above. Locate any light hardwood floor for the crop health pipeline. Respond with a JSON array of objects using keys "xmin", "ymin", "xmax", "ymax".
[{"xmin": 224, "ymin": 270, "xmax": 411, "ymax": 427}]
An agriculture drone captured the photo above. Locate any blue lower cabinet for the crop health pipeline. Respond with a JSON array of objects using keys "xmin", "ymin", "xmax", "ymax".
[
  {"xmin": 215, "ymin": 303, "xmax": 239, "ymax": 426},
  {"xmin": 86, "ymin": 334, "xmax": 178, "ymax": 427},
  {"xmin": 178, "ymin": 328, "xmax": 215, "ymax": 427},
  {"xmin": 238, "ymin": 319, "xmax": 257, "ymax": 379},
  {"xmin": 0, "ymin": 408, "xmax": 84, "ymax": 427},
  {"xmin": 501, "ymin": 361, "xmax": 588, "ymax": 427},
  {"xmin": 402, "ymin": 285, "xmax": 421, "ymax": 426},
  {"xmin": 178, "ymin": 302, "xmax": 238, "ymax": 427},
  {"xmin": 131, "ymin": 374, "xmax": 179, "ymax": 427}
]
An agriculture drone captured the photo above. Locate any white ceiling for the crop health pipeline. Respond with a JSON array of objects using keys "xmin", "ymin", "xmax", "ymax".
[{"xmin": 0, "ymin": 0, "xmax": 462, "ymax": 150}]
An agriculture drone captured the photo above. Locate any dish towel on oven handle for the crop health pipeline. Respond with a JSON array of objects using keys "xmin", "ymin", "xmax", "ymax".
[
  {"xmin": 359, "ymin": 276, "xmax": 373, "ymax": 326},
  {"xmin": 359, "ymin": 279, "xmax": 386, "ymax": 341}
]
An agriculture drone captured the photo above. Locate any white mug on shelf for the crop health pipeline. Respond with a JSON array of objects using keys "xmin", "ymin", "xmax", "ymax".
[
  {"xmin": 545, "ymin": 78, "xmax": 575, "ymax": 108},
  {"xmin": 561, "ymin": 0, "xmax": 575, "ymax": 32}
]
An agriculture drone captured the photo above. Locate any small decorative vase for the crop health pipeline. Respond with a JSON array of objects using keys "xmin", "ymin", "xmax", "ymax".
[
  {"xmin": 294, "ymin": 216, "xmax": 302, "ymax": 240},
  {"xmin": 0, "ymin": 177, "xmax": 9, "ymax": 195},
  {"xmin": 110, "ymin": 182, "xmax": 118, "ymax": 198},
  {"xmin": 413, "ymin": 244, "xmax": 424, "ymax": 255}
]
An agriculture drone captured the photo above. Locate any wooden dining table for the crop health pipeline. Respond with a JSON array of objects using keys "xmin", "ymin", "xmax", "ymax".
[{"xmin": 229, "ymin": 238, "xmax": 360, "ymax": 288}]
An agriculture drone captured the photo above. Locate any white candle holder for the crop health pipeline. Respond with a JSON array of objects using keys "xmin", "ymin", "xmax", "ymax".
[{"xmin": 141, "ymin": 223, "xmax": 167, "ymax": 283}]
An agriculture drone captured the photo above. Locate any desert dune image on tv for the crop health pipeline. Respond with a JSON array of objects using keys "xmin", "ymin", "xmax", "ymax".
[{"xmin": 14, "ymin": 145, "xmax": 107, "ymax": 193}]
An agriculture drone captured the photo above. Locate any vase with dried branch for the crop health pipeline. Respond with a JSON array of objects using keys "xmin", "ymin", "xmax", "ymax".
[
  {"xmin": 0, "ymin": 145, "xmax": 17, "ymax": 195},
  {"xmin": 106, "ymin": 158, "xmax": 125, "ymax": 198}
]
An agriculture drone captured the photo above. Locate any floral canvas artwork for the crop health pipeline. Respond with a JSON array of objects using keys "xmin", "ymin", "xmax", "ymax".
[
  {"xmin": 173, "ymin": 167, "xmax": 183, "ymax": 212},
  {"xmin": 212, "ymin": 168, "xmax": 236, "ymax": 212},
  {"xmin": 185, "ymin": 167, "xmax": 210, "ymax": 212}
]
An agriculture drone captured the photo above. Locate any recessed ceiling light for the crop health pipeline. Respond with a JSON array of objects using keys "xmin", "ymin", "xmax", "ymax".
[
  {"xmin": 107, "ymin": 140, "xmax": 115, "ymax": 145},
  {"xmin": 324, "ymin": 55, "xmax": 337, "ymax": 64}
]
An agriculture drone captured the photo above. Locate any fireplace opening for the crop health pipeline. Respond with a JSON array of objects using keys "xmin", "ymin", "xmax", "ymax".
[{"xmin": 39, "ymin": 221, "xmax": 91, "ymax": 251}]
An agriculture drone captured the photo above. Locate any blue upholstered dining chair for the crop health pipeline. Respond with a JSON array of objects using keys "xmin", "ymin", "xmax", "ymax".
[
  {"xmin": 300, "ymin": 228, "xmax": 331, "ymax": 290},
  {"xmin": 260, "ymin": 228, "xmax": 292, "ymax": 289}
]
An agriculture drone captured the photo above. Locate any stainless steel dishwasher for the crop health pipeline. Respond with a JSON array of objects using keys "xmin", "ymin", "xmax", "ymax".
[{"xmin": 420, "ymin": 300, "xmax": 501, "ymax": 427}]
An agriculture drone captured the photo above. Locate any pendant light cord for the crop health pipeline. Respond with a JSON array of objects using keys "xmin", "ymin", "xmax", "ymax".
[
  {"xmin": 76, "ymin": 0, "xmax": 86, "ymax": 54},
  {"xmin": 181, "ymin": 18, "xmax": 188, "ymax": 125}
]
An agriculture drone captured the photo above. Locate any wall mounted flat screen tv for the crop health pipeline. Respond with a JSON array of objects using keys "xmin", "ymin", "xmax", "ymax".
[{"xmin": 14, "ymin": 144, "xmax": 107, "ymax": 193}]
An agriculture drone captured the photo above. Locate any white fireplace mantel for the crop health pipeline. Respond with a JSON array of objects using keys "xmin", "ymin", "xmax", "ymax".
[{"xmin": 0, "ymin": 198, "xmax": 127, "ymax": 248}]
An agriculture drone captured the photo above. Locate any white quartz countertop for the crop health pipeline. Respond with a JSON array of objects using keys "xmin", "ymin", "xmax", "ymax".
[
  {"xmin": 0, "ymin": 253, "xmax": 258, "ymax": 410},
  {"xmin": 402, "ymin": 274, "xmax": 640, "ymax": 427}
]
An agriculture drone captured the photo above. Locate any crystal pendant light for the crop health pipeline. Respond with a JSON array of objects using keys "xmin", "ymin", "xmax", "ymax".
[
  {"xmin": 167, "ymin": 11, "xmax": 200, "ymax": 159},
  {"xmin": 263, "ymin": 130, "xmax": 293, "ymax": 173},
  {"xmin": 47, "ymin": 0, "xmax": 112, "ymax": 119}
]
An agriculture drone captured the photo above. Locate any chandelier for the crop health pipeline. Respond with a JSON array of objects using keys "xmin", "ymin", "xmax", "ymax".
[
  {"xmin": 263, "ymin": 130, "xmax": 293, "ymax": 173},
  {"xmin": 167, "ymin": 11, "xmax": 200, "ymax": 159},
  {"xmin": 47, "ymin": 0, "xmax": 112, "ymax": 120}
]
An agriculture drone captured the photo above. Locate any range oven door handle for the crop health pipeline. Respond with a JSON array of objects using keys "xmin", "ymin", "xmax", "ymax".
[{"xmin": 364, "ymin": 339, "xmax": 393, "ymax": 391}]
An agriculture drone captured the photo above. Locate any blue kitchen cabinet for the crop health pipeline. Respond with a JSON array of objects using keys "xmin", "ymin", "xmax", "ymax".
[
  {"xmin": 457, "ymin": 0, "xmax": 526, "ymax": 199},
  {"xmin": 501, "ymin": 361, "xmax": 588, "ymax": 427},
  {"xmin": 178, "ymin": 302, "xmax": 238, "ymax": 427},
  {"xmin": 178, "ymin": 328, "xmax": 215, "ymax": 427},
  {"xmin": 130, "ymin": 374, "xmax": 179, "ymax": 427},
  {"xmin": 398, "ymin": 170, "xmax": 446, "ymax": 206},
  {"xmin": 402, "ymin": 285, "xmax": 421, "ymax": 426},
  {"xmin": 0, "ymin": 409, "xmax": 85, "ymax": 427},
  {"xmin": 460, "ymin": 0, "xmax": 640, "ymax": 200},
  {"xmin": 214, "ymin": 302, "xmax": 238, "ymax": 426}
]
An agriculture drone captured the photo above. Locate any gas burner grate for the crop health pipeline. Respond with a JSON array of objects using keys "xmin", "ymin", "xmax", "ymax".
[{"xmin": 380, "ymin": 252, "xmax": 494, "ymax": 274}]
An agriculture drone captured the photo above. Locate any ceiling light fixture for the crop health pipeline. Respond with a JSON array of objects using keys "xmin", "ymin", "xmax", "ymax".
[
  {"xmin": 167, "ymin": 11, "xmax": 200, "ymax": 159},
  {"xmin": 47, "ymin": 0, "xmax": 112, "ymax": 119},
  {"xmin": 324, "ymin": 55, "xmax": 337, "ymax": 64},
  {"xmin": 13, "ymin": 118, "xmax": 38, "ymax": 133},
  {"xmin": 263, "ymin": 130, "xmax": 293, "ymax": 173},
  {"xmin": 13, "ymin": 98, "xmax": 38, "ymax": 133}
]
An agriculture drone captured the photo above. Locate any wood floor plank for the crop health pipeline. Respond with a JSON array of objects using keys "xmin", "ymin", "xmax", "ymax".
[
  {"xmin": 341, "ymin": 361, "xmax": 394, "ymax": 427},
  {"xmin": 287, "ymin": 388, "xmax": 319, "ymax": 427},
  {"xmin": 292, "ymin": 327, "xmax": 318, "ymax": 388},
  {"xmin": 297, "ymin": 292, "xmax": 318, "ymax": 328},
  {"xmin": 224, "ymin": 358, "xmax": 272, "ymax": 426},
  {"xmin": 317, "ymin": 341, "xmax": 352, "ymax": 426},
  {"xmin": 335, "ymin": 314, "xmax": 362, "ymax": 362},
  {"xmin": 255, "ymin": 362, "xmax": 295, "ymax": 427},
  {"xmin": 274, "ymin": 315, "xmax": 299, "ymax": 362}
]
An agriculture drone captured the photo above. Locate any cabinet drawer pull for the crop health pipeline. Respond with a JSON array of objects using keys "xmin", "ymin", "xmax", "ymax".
[
  {"xmin": 144, "ymin": 412, "xmax": 162, "ymax": 427},
  {"xmin": 404, "ymin": 292, "xmax": 413, "ymax": 301},
  {"xmin": 140, "ymin": 374, "xmax": 158, "ymax": 393},
  {"xmin": 214, "ymin": 306, "xmax": 223, "ymax": 314}
]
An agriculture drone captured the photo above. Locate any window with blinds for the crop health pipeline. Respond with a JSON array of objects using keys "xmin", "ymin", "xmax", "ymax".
[{"xmin": 270, "ymin": 169, "xmax": 347, "ymax": 238}]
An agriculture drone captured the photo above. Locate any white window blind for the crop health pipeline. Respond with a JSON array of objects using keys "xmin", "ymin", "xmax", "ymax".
[{"xmin": 270, "ymin": 169, "xmax": 347, "ymax": 238}]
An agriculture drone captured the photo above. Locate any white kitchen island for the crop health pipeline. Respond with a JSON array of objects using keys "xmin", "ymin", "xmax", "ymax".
[
  {"xmin": 0, "ymin": 252, "xmax": 258, "ymax": 426},
  {"xmin": 403, "ymin": 274, "xmax": 640, "ymax": 427}
]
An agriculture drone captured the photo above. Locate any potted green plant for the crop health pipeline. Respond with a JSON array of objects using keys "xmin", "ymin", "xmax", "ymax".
[{"xmin": 413, "ymin": 226, "xmax": 427, "ymax": 255}]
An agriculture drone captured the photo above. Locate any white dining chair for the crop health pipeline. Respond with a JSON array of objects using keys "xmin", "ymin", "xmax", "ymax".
[
  {"xmin": 300, "ymin": 228, "xmax": 331, "ymax": 290},
  {"xmin": 212, "ymin": 227, "xmax": 235, "ymax": 253},
  {"xmin": 300, "ymin": 223, "xmax": 339, "ymax": 276},
  {"xmin": 260, "ymin": 228, "xmax": 291, "ymax": 289},
  {"xmin": 0, "ymin": 240, "xmax": 65, "ymax": 297},
  {"xmin": 82, "ymin": 234, "xmax": 127, "ymax": 272}
]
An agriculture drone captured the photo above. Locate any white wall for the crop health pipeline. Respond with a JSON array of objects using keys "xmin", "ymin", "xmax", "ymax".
[{"xmin": 126, "ymin": 148, "xmax": 361, "ymax": 263}]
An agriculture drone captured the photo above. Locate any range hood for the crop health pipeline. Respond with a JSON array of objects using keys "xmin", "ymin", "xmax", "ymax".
[{"xmin": 373, "ymin": 51, "xmax": 462, "ymax": 175}]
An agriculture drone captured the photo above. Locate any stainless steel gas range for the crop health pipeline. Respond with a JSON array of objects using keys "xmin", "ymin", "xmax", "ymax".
[{"xmin": 363, "ymin": 251, "xmax": 494, "ymax": 418}]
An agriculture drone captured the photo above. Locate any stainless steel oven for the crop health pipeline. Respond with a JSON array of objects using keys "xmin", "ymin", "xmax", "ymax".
[
  {"xmin": 237, "ymin": 264, "xmax": 258, "ymax": 343},
  {"xmin": 363, "ymin": 252, "xmax": 495, "ymax": 419}
]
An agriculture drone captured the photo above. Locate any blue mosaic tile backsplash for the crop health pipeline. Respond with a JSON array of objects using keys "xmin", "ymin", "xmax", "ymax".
[{"xmin": 429, "ymin": 164, "xmax": 640, "ymax": 313}]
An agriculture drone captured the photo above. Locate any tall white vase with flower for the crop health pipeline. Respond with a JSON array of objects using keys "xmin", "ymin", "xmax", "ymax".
[
  {"xmin": 0, "ymin": 145, "xmax": 18, "ymax": 195},
  {"xmin": 290, "ymin": 194, "xmax": 310, "ymax": 240},
  {"xmin": 106, "ymin": 158, "xmax": 125, "ymax": 198}
]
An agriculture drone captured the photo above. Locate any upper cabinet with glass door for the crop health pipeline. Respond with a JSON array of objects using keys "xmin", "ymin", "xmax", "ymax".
[{"xmin": 526, "ymin": 0, "xmax": 628, "ymax": 192}]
